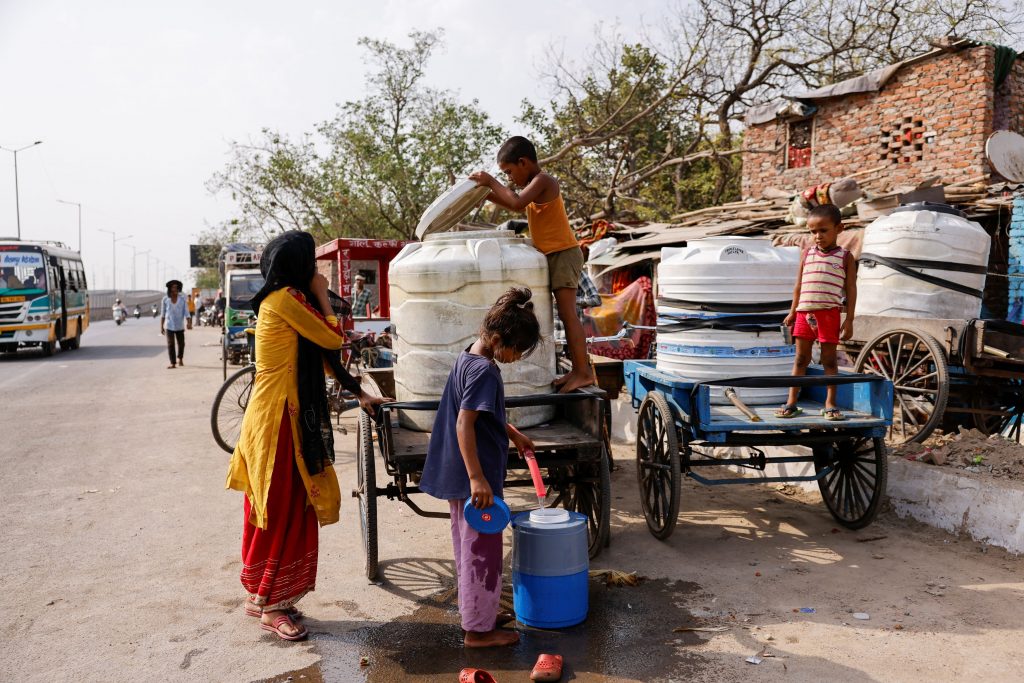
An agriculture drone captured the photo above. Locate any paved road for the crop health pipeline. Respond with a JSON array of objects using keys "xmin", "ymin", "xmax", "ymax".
[{"xmin": 2, "ymin": 320, "xmax": 1022, "ymax": 682}]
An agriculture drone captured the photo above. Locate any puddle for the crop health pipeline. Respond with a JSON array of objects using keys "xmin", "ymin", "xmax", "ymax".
[{"xmin": 259, "ymin": 576, "xmax": 707, "ymax": 682}]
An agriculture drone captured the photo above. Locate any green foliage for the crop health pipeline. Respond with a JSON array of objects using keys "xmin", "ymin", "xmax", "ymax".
[{"xmin": 210, "ymin": 30, "xmax": 505, "ymax": 240}]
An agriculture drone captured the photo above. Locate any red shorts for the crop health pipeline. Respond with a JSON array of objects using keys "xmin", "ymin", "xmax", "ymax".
[{"xmin": 793, "ymin": 308, "xmax": 841, "ymax": 345}]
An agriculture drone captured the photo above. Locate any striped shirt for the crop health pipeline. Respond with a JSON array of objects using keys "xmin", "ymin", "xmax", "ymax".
[{"xmin": 796, "ymin": 245, "xmax": 848, "ymax": 311}]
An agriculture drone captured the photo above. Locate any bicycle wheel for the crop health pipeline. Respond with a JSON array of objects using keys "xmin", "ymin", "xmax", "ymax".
[{"xmin": 212, "ymin": 365, "xmax": 256, "ymax": 454}]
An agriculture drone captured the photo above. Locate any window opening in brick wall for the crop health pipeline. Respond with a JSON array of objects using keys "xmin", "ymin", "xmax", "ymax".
[
  {"xmin": 880, "ymin": 117, "xmax": 927, "ymax": 164},
  {"xmin": 787, "ymin": 118, "xmax": 813, "ymax": 169}
]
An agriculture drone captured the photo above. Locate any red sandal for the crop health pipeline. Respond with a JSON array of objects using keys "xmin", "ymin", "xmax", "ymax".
[
  {"xmin": 459, "ymin": 669, "xmax": 498, "ymax": 683},
  {"xmin": 260, "ymin": 614, "xmax": 308, "ymax": 641},
  {"xmin": 530, "ymin": 653, "xmax": 563, "ymax": 682}
]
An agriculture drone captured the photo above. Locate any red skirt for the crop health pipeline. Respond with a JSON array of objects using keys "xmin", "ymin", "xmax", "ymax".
[{"xmin": 240, "ymin": 409, "xmax": 319, "ymax": 611}]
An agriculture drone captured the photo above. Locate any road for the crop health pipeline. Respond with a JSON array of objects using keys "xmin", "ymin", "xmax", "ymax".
[{"xmin": 1, "ymin": 319, "xmax": 1022, "ymax": 682}]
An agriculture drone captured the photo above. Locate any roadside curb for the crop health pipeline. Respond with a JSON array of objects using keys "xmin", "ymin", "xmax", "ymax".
[{"xmin": 610, "ymin": 396, "xmax": 1024, "ymax": 554}]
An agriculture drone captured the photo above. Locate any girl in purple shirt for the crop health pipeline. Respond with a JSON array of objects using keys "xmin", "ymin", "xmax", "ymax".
[{"xmin": 420, "ymin": 287, "xmax": 541, "ymax": 648}]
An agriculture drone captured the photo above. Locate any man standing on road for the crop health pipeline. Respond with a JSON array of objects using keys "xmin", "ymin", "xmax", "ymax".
[
  {"xmin": 161, "ymin": 279, "xmax": 192, "ymax": 369},
  {"xmin": 352, "ymin": 273, "xmax": 374, "ymax": 318}
]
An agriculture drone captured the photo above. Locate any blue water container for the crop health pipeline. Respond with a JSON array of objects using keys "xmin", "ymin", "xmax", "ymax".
[{"xmin": 511, "ymin": 509, "xmax": 589, "ymax": 628}]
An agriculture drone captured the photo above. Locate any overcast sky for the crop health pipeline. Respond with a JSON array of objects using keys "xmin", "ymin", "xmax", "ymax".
[{"xmin": 0, "ymin": 0, "xmax": 668, "ymax": 290}]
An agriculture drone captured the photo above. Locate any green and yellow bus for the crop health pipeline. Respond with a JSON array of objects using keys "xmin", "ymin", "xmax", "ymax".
[{"xmin": 0, "ymin": 239, "xmax": 89, "ymax": 355}]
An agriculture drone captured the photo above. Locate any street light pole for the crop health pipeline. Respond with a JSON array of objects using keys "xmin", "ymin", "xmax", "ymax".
[
  {"xmin": 138, "ymin": 250, "xmax": 151, "ymax": 290},
  {"xmin": 0, "ymin": 141, "xmax": 42, "ymax": 240},
  {"xmin": 56, "ymin": 199, "xmax": 82, "ymax": 251},
  {"xmin": 123, "ymin": 243, "xmax": 138, "ymax": 291},
  {"xmin": 98, "ymin": 229, "xmax": 133, "ymax": 293}
]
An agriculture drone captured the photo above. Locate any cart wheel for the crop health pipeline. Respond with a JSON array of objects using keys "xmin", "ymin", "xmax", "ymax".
[
  {"xmin": 636, "ymin": 391, "xmax": 681, "ymax": 540},
  {"xmin": 559, "ymin": 444, "xmax": 612, "ymax": 559},
  {"xmin": 972, "ymin": 379, "xmax": 1024, "ymax": 439},
  {"xmin": 854, "ymin": 328, "xmax": 949, "ymax": 444},
  {"xmin": 357, "ymin": 410, "xmax": 379, "ymax": 580},
  {"xmin": 813, "ymin": 436, "xmax": 888, "ymax": 529},
  {"xmin": 211, "ymin": 365, "xmax": 255, "ymax": 454}
]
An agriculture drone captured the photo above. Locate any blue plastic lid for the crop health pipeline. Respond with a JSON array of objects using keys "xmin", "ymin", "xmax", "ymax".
[{"xmin": 463, "ymin": 496, "xmax": 511, "ymax": 534}]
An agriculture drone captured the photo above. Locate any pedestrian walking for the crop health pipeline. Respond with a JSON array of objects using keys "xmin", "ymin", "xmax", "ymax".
[
  {"xmin": 224, "ymin": 230, "xmax": 387, "ymax": 641},
  {"xmin": 160, "ymin": 279, "xmax": 191, "ymax": 368}
]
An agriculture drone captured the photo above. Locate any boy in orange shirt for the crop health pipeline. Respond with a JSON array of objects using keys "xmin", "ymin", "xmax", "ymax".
[{"xmin": 471, "ymin": 137, "xmax": 596, "ymax": 393}]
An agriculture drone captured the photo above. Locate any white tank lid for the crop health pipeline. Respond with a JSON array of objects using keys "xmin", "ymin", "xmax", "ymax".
[
  {"xmin": 530, "ymin": 508, "xmax": 571, "ymax": 524},
  {"xmin": 415, "ymin": 178, "xmax": 491, "ymax": 239}
]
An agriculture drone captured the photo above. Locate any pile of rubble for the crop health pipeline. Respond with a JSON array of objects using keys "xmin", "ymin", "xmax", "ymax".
[{"xmin": 892, "ymin": 428, "xmax": 1024, "ymax": 481}]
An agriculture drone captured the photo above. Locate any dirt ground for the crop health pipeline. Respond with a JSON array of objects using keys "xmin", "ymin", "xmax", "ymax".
[
  {"xmin": 2, "ymin": 321, "xmax": 1023, "ymax": 682},
  {"xmin": 891, "ymin": 428, "xmax": 1024, "ymax": 480}
]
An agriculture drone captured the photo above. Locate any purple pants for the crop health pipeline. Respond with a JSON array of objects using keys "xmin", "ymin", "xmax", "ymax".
[{"xmin": 449, "ymin": 499, "xmax": 504, "ymax": 632}]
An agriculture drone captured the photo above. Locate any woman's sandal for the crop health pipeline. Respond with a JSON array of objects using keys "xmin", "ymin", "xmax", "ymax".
[
  {"xmin": 245, "ymin": 602, "xmax": 303, "ymax": 620},
  {"xmin": 822, "ymin": 407, "xmax": 846, "ymax": 421},
  {"xmin": 459, "ymin": 668, "xmax": 498, "ymax": 683},
  {"xmin": 774, "ymin": 404, "xmax": 802, "ymax": 418},
  {"xmin": 260, "ymin": 614, "xmax": 308, "ymax": 641},
  {"xmin": 530, "ymin": 654, "xmax": 564, "ymax": 682}
]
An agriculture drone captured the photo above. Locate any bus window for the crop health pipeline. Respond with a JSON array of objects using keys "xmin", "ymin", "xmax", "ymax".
[{"xmin": 0, "ymin": 250, "xmax": 45, "ymax": 292}]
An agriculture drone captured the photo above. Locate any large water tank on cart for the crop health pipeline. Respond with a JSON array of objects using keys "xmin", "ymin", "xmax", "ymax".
[
  {"xmin": 389, "ymin": 229, "xmax": 556, "ymax": 431},
  {"xmin": 657, "ymin": 237, "xmax": 800, "ymax": 405},
  {"xmin": 857, "ymin": 203, "xmax": 990, "ymax": 319}
]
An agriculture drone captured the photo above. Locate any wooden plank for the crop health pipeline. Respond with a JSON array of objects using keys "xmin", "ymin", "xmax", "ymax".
[{"xmin": 702, "ymin": 401, "xmax": 887, "ymax": 432}]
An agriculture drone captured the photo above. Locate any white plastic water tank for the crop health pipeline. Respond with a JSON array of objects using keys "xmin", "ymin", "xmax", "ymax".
[
  {"xmin": 657, "ymin": 238, "xmax": 800, "ymax": 405},
  {"xmin": 389, "ymin": 229, "xmax": 556, "ymax": 431},
  {"xmin": 857, "ymin": 204, "xmax": 989, "ymax": 319}
]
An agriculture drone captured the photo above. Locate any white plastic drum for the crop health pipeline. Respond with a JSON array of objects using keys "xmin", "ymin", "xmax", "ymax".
[
  {"xmin": 657, "ymin": 238, "xmax": 800, "ymax": 405},
  {"xmin": 857, "ymin": 204, "xmax": 989, "ymax": 319},
  {"xmin": 389, "ymin": 229, "xmax": 556, "ymax": 431}
]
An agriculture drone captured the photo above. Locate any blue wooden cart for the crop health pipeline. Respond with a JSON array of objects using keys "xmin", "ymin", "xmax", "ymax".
[{"xmin": 623, "ymin": 359, "xmax": 894, "ymax": 539}]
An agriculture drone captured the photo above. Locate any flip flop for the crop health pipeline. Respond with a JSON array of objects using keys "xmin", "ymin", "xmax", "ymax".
[
  {"xmin": 774, "ymin": 404, "xmax": 802, "ymax": 418},
  {"xmin": 459, "ymin": 668, "xmax": 498, "ymax": 683},
  {"xmin": 245, "ymin": 605, "xmax": 303, "ymax": 620},
  {"xmin": 822, "ymin": 408, "xmax": 846, "ymax": 421},
  {"xmin": 260, "ymin": 614, "xmax": 307, "ymax": 641},
  {"xmin": 530, "ymin": 654, "xmax": 564, "ymax": 682}
]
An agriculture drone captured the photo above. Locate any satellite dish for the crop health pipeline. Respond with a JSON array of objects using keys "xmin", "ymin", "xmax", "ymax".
[
  {"xmin": 985, "ymin": 130, "xmax": 1024, "ymax": 183},
  {"xmin": 415, "ymin": 178, "xmax": 491, "ymax": 240}
]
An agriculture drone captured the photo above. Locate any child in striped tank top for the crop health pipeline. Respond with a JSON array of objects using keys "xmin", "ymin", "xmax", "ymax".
[{"xmin": 776, "ymin": 205, "xmax": 858, "ymax": 421}]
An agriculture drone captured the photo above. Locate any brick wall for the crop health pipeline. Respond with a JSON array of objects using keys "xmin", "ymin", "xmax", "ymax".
[
  {"xmin": 993, "ymin": 59, "xmax": 1024, "ymax": 135},
  {"xmin": 742, "ymin": 46, "xmax": 998, "ymax": 199}
]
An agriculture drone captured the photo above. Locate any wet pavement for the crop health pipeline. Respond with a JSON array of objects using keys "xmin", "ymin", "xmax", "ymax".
[{"xmin": 261, "ymin": 570, "xmax": 705, "ymax": 683}]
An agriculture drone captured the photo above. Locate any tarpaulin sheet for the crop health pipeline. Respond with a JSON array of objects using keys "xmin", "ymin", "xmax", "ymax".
[{"xmin": 584, "ymin": 276, "xmax": 656, "ymax": 361}]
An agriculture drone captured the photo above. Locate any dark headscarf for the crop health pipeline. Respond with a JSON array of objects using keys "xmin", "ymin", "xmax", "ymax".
[{"xmin": 253, "ymin": 231, "xmax": 346, "ymax": 476}]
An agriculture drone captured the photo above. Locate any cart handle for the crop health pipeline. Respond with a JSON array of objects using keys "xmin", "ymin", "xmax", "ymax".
[
  {"xmin": 380, "ymin": 391, "xmax": 601, "ymax": 412},
  {"xmin": 693, "ymin": 373, "xmax": 885, "ymax": 390}
]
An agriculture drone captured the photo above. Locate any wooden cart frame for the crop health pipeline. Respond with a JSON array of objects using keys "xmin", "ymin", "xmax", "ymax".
[
  {"xmin": 847, "ymin": 315, "xmax": 1024, "ymax": 444},
  {"xmin": 353, "ymin": 369, "xmax": 612, "ymax": 580}
]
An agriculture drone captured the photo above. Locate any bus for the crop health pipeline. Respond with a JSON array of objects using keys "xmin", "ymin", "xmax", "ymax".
[{"xmin": 0, "ymin": 239, "xmax": 89, "ymax": 356}]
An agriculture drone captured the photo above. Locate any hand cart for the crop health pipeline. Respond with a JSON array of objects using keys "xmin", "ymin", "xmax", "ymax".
[
  {"xmin": 624, "ymin": 360, "xmax": 894, "ymax": 539},
  {"xmin": 353, "ymin": 369, "xmax": 612, "ymax": 580}
]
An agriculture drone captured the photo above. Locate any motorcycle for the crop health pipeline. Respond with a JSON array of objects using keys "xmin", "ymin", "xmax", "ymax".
[
  {"xmin": 151, "ymin": 304, "xmax": 158, "ymax": 318},
  {"xmin": 133, "ymin": 305, "xmax": 141, "ymax": 319},
  {"xmin": 113, "ymin": 306, "xmax": 126, "ymax": 326}
]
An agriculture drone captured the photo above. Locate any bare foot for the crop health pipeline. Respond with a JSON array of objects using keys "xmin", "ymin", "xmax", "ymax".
[
  {"xmin": 178, "ymin": 359, "xmax": 184, "ymax": 366},
  {"xmin": 556, "ymin": 369, "xmax": 596, "ymax": 394},
  {"xmin": 167, "ymin": 364, "xmax": 176, "ymax": 369},
  {"xmin": 464, "ymin": 628, "xmax": 519, "ymax": 648}
]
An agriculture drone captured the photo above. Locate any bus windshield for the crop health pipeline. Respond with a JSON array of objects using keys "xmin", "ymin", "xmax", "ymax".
[
  {"xmin": 229, "ymin": 273, "xmax": 265, "ymax": 310},
  {"xmin": 0, "ymin": 251, "xmax": 47, "ymax": 295}
]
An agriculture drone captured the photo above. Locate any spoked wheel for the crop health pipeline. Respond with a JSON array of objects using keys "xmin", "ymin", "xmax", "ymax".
[
  {"xmin": 550, "ymin": 445, "xmax": 612, "ymax": 559},
  {"xmin": 854, "ymin": 328, "xmax": 949, "ymax": 444},
  {"xmin": 636, "ymin": 391, "xmax": 682, "ymax": 540},
  {"xmin": 813, "ymin": 436, "xmax": 888, "ymax": 529},
  {"xmin": 211, "ymin": 365, "xmax": 255, "ymax": 454},
  {"xmin": 221, "ymin": 333, "xmax": 228, "ymax": 380},
  {"xmin": 973, "ymin": 379, "xmax": 1024, "ymax": 440},
  {"xmin": 357, "ymin": 410, "xmax": 379, "ymax": 580}
]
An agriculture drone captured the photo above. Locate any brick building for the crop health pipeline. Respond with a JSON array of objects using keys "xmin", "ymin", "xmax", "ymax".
[{"xmin": 742, "ymin": 42, "xmax": 1024, "ymax": 199}]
